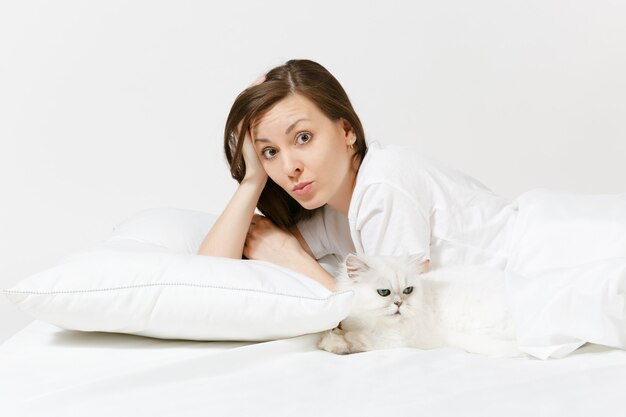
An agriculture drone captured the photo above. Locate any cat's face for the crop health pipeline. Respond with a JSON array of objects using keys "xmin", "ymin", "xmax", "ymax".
[{"xmin": 338, "ymin": 254, "xmax": 427, "ymax": 321}]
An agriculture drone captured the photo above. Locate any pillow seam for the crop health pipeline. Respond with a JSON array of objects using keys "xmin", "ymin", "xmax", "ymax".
[{"xmin": 1, "ymin": 285, "xmax": 352, "ymax": 302}]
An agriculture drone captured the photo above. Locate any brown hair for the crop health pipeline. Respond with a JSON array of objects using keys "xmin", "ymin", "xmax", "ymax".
[{"xmin": 223, "ymin": 59, "xmax": 368, "ymax": 229}]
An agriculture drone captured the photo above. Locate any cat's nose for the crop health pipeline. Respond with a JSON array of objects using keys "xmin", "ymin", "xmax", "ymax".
[{"xmin": 394, "ymin": 301, "xmax": 402, "ymax": 306}]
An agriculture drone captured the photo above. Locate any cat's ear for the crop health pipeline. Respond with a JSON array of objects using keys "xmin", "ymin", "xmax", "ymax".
[
  {"xmin": 408, "ymin": 254, "xmax": 430, "ymax": 274},
  {"xmin": 345, "ymin": 253, "xmax": 370, "ymax": 280}
]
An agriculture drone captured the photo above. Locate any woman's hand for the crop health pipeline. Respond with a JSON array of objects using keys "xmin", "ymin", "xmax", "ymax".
[
  {"xmin": 239, "ymin": 74, "xmax": 268, "ymax": 185},
  {"xmin": 239, "ymin": 124, "xmax": 268, "ymax": 185},
  {"xmin": 244, "ymin": 214, "xmax": 305, "ymax": 266},
  {"xmin": 244, "ymin": 214, "xmax": 337, "ymax": 292}
]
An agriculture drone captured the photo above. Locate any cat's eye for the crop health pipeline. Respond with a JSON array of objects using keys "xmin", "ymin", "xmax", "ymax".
[
  {"xmin": 403, "ymin": 286, "xmax": 414, "ymax": 295},
  {"xmin": 377, "ymin": 289, "xmax": 391, "ymax": 297}
]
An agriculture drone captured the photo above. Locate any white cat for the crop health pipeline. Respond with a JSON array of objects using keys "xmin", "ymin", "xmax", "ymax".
[{"xmin": 318, "ymin": 254, "xmax": 528, "ymax": 358}]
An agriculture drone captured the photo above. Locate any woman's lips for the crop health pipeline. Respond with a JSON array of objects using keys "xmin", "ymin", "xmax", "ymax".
[{"xmin": 293, "ymin": 182, "xmax": 313, "ymax": 196}]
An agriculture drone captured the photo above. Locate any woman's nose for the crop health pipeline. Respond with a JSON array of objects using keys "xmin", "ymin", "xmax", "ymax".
[{"xmin": 282, "ymin": 151, "xmax": 303, "ymax": 177}]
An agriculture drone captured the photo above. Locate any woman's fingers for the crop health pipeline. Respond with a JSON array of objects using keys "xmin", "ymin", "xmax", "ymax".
[
  {"xmin": 240, "ymin": 130, "xmax": 267, "ymax": 183},
  {"xmin": 237, "ymin": 75, "xmax": 268, "ymax": 184}
]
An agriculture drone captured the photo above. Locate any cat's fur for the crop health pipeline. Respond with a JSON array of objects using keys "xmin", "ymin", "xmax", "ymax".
[{"xmin": 318, "ymin": 254, "xmax": 527, "ymax": 358}]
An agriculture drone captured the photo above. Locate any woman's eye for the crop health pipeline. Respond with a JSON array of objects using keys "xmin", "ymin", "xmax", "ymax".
[
  {"xmin": 262, "ymin": 148, "xmax": 277, "ymax": 159},
  {"xmin": 403, "ymin": 286, "xmax": 413, "ymax": 295},
  {"xmin": 296, "ymin": 132, "xmax": 311, "ymax": 144},
  {"xmin": 377, "ymin": 289, "xmax": 391, "ymax": 297}
]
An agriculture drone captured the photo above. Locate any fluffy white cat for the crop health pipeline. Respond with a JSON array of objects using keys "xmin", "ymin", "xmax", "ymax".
[{"xmin": 318, "ymin": 254, "xmax": 527, "ymax": 358}]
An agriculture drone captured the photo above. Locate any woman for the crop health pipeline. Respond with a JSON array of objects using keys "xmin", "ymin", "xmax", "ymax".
[
  {"xmin": 197, "ymin": 59, "xmax": 519, "ymax": 292},
  {"xmin": 198, "ymin": 59, "xmax": 626, "ymax": 359}
]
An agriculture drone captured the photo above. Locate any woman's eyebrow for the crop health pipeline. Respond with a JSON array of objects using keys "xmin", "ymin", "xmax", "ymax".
[
  {"xmin": 285, "ymin": 118, "xmax": 310, "ymax": 134},
  {"xmin": 254, "ymin": 118, "xmax": 311, "ymax": 143}
]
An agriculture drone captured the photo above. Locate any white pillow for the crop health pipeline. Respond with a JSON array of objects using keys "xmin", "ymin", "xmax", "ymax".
[{"xmin": 2, "ymin": 208, "xmax": 353, "ymax": 341}]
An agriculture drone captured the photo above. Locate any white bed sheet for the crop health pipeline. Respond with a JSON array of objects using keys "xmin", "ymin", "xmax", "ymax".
[{"xmin": 1, "ymin": 320, "xmax": 626, "ymax": 416}]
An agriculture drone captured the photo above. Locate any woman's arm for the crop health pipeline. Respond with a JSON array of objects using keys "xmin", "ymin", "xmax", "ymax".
[
  {"xmin": 197, "ymin": 74, "xmax": 267, "ymax": 259},
  {"xmin": 197, "ymin": 107, "xmax": 269, "ymax": 258},
  {"xmin": 244, "ymin": 215, "xmax": 336, "ymax": 292},
  {"xmin": 288, "ymin": 225, "xmax": 315, "ymax": 258},
  {"xmin": 282, "ymin": 251, "xmax": 337, "ymax": 292},
  {"xmin": 197, "ymin": 177, "xmax": 265, "ymax": 259}
]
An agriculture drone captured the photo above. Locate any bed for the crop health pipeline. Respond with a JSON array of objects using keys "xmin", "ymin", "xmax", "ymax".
[
  {"xmin": 3, "ymin": 202, "xmax": 626, "ymax": 416},
  {"xmin": 2, "ymin": 320, "xmax": 626, "ymax": 416}
]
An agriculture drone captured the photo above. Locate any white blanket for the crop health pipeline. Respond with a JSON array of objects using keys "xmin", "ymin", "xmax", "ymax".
[
  {"xmin": 2, "ymin": 321, "xmax": 626, "ymax": 416},
  {"xmin": 505, "ymin": 188, "xmax": 626, "ymax": 359}
]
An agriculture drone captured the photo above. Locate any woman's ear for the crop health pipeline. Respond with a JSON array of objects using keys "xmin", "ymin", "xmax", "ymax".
[{"xmin": 339, "ymin": 118, "xmax": 354, "ymax": 142}]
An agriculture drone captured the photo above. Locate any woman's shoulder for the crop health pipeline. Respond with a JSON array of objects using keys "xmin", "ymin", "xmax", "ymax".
[
  {"xmin": 363, "ymin": 141, "xmax": 421, "ymax": 161},
  {"xmin": 362, "ymin": 141, "xmax": 496, "ymax": 194},
  {"xmin": 352, "ymin": 141, "xmax": 504, "ymax": 214},
  {"xmin": 350, "ymin": 142, "xmax": 435, "ymax": 215},
  {"xmin": 357, "ymin": 141, "xmax": 433, "ymax": 189},
  {"xmin": 363, "ymin": 141, "xmax": 449, "ymax": 172}
]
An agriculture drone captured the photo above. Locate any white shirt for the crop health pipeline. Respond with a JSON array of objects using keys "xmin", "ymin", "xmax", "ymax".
[{"xmin": 297, "ymin": 142, "xmax": 519, "ymax": 269}]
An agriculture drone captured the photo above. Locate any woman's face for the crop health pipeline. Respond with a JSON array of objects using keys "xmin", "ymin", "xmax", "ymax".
[{"xmin": 251, "ymin": 94, "xmax": 356, "ymax": 213}]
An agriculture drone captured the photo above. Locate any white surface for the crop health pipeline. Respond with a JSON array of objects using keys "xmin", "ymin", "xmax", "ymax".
[
  {"xmin": 505, "ymin": 189, "xmax": 626, "ymax": 359},
  {"xmin": 2, "ymin": 320, "xmax": 626, "ymax": 416},
  {"xmin": 2, "ymin": 0, "xmax": 626, "ymax": 342},
  {"xmin": 0, "ymin": 302, "xmax": 32, "ymax": 344},
  {"xmin": 3, "ymin": 208, "xmax": 352, "ymax": 341}
]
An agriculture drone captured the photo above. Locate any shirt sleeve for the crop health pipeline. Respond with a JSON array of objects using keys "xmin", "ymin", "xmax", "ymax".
[
  {"xmin": 296, "ymin": 208, "xmax": 333, "ymax": 260},
  {"xmin": 296, "ymin": 205, "xmax": 355, "ymax": 261},
  {"xmin": 351, "ymin": 183, "xmax": 431, "ymax": 259}
]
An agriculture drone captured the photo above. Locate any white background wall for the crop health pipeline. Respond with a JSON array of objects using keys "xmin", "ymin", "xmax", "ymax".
[{"xmin": 1, "ymin": 0, "xmax": 625, "ymax": 343}]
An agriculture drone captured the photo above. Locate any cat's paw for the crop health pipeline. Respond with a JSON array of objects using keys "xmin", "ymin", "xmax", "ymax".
[{"xmin": 317, "ymin": 329, "xmax": 352, "ymax": 355}]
